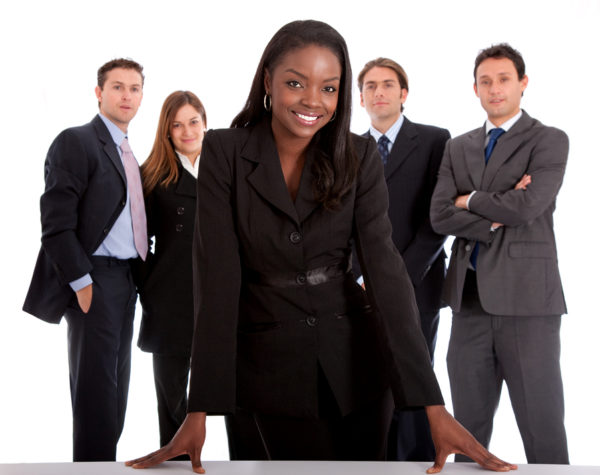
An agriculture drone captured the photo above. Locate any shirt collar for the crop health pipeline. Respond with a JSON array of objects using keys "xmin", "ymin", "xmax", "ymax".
[
  {"xmin": 485, "ymin": 109, "xmax": 522, "ymax": 135},
  {"xmin": 369, "ymin": 114, "xmax": 404, "ymax": 144},
  {"xmin": 98, "ymin": 113, "xmax": 127, "ymax": 147},
  {"xmin": 176, "ymin": 150, "xmax": 199, "ymax": 178}
]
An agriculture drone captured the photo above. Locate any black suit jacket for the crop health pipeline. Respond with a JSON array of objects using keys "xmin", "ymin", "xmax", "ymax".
[
  {"xmin": 23, "ymin": 115, "xmax": 128, "ymax": 323},
  {"xmin": 354, "ymin": 117, "xmax": 450, "ymax": 313},
  {"xmin": 138, "ymin": 163, "xmax": 197, "ymax": 354},
  {"xmin": 186, "ymin": 119, "xmax": 443, "ymax": 419}
]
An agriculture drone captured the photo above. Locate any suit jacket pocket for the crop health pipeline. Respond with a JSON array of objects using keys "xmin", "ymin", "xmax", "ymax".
[{"xmin": 509, "ymin": 241, "xmax": 553, "ymax": 259}]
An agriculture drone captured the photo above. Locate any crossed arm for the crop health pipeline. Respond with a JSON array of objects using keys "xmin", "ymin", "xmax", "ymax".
[
  {"xmin": 454, "ymin": 173, "xmax": 532, "ymax": 228},
  {"xmin": 431, "ymin": 127, "xmax": 568, "ymax": 238}
]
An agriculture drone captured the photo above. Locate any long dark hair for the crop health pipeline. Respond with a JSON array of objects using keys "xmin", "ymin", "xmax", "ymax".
[
  {"xmin": 231, "ymin": 20, "xmax": 358, "ymax": 210},
  {"xmin": 142, "ymin": 91, "xmax": 207, "ymax": 195}
]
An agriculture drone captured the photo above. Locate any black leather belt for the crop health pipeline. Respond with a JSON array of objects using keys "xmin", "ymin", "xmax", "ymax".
[
  {"xmin": 246, "ymin": 261, "xmax": 349, "ymax": 288},
  {"xmin": 90, "ymin": 255, "xmax": 132, "ymax": 267}
]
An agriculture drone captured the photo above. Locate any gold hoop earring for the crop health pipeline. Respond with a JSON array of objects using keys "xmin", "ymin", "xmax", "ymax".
[
  {"xmin": 329, "ymin": 110, "xmax": 337, "ymax": 122},
  {"xmin": 264, "ymin": 94, "xmax": 272, "ymax": 112}
]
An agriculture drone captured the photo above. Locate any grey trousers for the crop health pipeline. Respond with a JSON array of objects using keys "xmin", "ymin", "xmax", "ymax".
[{"xmin": 447, "ymin": 271, "xmax": 569, "ymax": 464}]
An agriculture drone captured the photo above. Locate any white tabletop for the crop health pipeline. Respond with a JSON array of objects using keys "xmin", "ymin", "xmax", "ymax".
[{"xmin": 1, "ymin": 461, "xmax": 599, "ymax": 475}]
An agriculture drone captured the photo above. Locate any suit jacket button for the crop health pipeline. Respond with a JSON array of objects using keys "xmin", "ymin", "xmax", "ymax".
[
  {"xmin": 289, "ymin": 231, "xmax": 302, "ymax": 244},
  {"xmin": 465, "ymin": 244, "xmax": 472, "ymax": 251},
  {"xmin": 306, "ymin": 316, "xmax": 317, "ymax": 327},
  {"xmin": 177, "ymin": 206, "xmax": 185, "ymax": 215},
  {"xmin": 103, "ymin": 228, "xmax": 109, "ymax": 235},
  {"xmin": 121, "ymin": 200, "xmax": 126, "ymax": 207},
  {"xmin": 175, "ymin": 224, "xmax": 184, "ymax": 232},
  {"xmin": 296, "ymin": 272, "xmax": 307, "ymax": 285}
]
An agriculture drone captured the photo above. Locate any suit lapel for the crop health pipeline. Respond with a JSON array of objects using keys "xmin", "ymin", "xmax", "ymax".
[
  {"xmin": 294, "ymin": 146, "xmax": 321, "ymax": 223},
  {"xmin": 92, "ymin": 115, "xmax": 126, "ymax": 186},
  {"xmin": 481, "ymin": 111, "xmax": 534, "ymax": 190},
  {"xmin": 175, "ymin": 163, "xmax": 197, "ymax": 198},
  {"xmin": 464, "ymin": 125, "xmax": 487, "ymax": 189},
  {"xmin": 384, "ymin": 118, "xmax": 418, "ymax": 180},
  {"xmin": 243, "ymin": 120, "xmax": 300, "ymax": 225}
]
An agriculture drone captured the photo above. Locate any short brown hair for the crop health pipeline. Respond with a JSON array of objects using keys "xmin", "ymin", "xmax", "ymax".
[
  {"xmin": 358, "ymin": 58, "xmax": 408, "ymax": 112},
  {"xmin": 357, "ymin": 57, "xmax": 409, "ymax": 92},
  {"xmin": 97, "ymin": 58, "xmax": 144, "ymax": 89},
  {"xmin": 474, "ymin": 43, "xmax": 525, "ymax": 82}
]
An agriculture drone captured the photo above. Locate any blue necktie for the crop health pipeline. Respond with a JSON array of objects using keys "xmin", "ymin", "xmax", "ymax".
[
  {"xmin": 470, "ymin": 127, "xmax": 506, "ymax": 269},
  {"xmin": 485, "ymin": 127, "xmax": 505, "ymax": 163},
  {"xmin": 377, "ymin": 135, "xmax": 391, "ymax": 165}
]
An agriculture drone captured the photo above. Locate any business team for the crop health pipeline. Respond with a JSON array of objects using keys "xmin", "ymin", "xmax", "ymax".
[{"xmin": 23, "ymin": 39, "xmax": 568, "ymax": 466}]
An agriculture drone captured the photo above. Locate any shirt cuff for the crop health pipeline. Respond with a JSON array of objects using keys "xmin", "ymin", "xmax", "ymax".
[
  {"xmin": 70, "ymin": 274, "xmax": 93, "ymax": 292},
  {"xmin": 356, "ymin": 275, "xmax": 364, "ymax": 286},
  {"xmin": 465, "ymin": 190, "xmax": 477, "ymax": 210}
]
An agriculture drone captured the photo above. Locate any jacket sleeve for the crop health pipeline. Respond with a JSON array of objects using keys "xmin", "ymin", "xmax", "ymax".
[
  {"xmin": 468, "ymin": 127, "xmax": 568, "ymax": 226},
  {"xmin": 430, "ymin": 139, "xmax": 496, "ymax": 243},
  {"xmin": 188, "ymin": 130, "xmax": 241, "ymax": 414},
  {"xmin": 353, "ymin": 138, "xmax": 444, "ymax": 408},
  {"xmin": 401, "ymin": 128, "xmax": 449, "ymax": 285},
  {"xmin": 40, "ymin": 129, "xmax": 93, "ymax": 285}
]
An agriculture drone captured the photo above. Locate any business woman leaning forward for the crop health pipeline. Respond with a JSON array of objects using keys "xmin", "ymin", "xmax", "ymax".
[
  {"xmin": 128, "ymin": 20, "xmax": 516, "ymax": 473},
  {"xmin": 138, "ymin": 91, "xmax": 207, "ymax": 449}
]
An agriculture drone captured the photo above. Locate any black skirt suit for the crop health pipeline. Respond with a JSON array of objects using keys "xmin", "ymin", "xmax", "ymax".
[
  {"xmin": 188, "ymin": 119, "xmax": 443, "ymax": 457},
  {"xmin": 138, "ymin": 162, "xmax": 197, "ymax": 445}
]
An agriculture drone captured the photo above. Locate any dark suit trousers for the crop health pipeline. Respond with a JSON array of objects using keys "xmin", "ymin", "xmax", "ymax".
[
  {"xmin": 447, "ymin": 270, "xmax": 569, "ymax": 464},
  {"xmin": 152, "ymin": 353, "xmax": 190, "ymax": 448},
  {"xmin": 387, "ymin": 309, "xmax": 438, "ymax": 462},
  {"xmin": 65, "ymin": 256, "xmax": 136, "ymax": 461},
  {"xmin": 225, "ymin": 369, "xmax": 394, "ymax": 461}
]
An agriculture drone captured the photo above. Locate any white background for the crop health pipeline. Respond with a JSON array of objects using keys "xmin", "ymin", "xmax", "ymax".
[{"xmin": 1, "ymin": 0, "xmax": 598, "ymax": 467}]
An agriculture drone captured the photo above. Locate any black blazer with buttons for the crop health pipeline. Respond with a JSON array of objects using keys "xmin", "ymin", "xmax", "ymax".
[
  {"xmin": 186, "ymin": 119, "xmax": 443, "ymax": 419},
  {"xmin": 138, "ymin": 163, "xmax": 197, "ymax": 355},
  {"xmin": 23, "ymin": 115, "xmax": 129, "ymax": 323}
]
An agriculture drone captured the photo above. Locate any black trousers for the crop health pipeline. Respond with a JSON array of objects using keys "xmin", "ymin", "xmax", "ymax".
[
  {"xmin": 64, "ymin": 256, "xmax": 136, "ymax": 461},
  {"xmin": 447, "ymin": 270, "xmax": 569, "ymax": 464},
  {"xmin": 225, "ymin": 370, "xmax": 394, "ymax": 461},
  {"xmin": 387, "ymin": 308, "xmax": 438, "ymax": 462},
  {"xmin": 152, "ymin": 353, "xmax": 190, "ymax": 447}
]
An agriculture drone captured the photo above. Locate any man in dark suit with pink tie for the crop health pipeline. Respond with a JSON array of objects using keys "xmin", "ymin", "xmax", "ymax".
[{"xmin": 23, "ymin": 58, "xmax": 146, "ymax": 461}]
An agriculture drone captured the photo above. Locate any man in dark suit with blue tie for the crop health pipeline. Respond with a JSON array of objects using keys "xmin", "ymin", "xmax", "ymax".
[
  {"xmin": 23, "ymin": 58, "xmax": 146, "ymax": 461},
  {"xmin": 430, "ymin": 44, "xmax": 569, "ymax": 464},
  {"xmin": 355, "ymin": 58, "xmax": 450, "ymax": 461}
]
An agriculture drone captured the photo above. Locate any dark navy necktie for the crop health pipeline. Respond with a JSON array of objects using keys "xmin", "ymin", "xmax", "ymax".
[
  {"xmin": 377, "ymin": 135, "xmax": 391, "ymax": 165},
  {"xmin": 470, "ymin": 127, "xmax": 506, "ymax": 269},
  {"xmin": 484, "ymin": 127, "xmax": 505, "ymax": 163}
]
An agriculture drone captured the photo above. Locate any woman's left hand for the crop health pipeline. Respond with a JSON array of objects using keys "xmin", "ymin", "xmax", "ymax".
[{"xmin": 425, "ymin": 405, "xmax": 518, "ymax": 473}]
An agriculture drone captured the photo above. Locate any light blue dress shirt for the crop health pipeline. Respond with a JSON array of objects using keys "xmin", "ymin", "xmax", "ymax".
[
  {"xmin": 69, "ymin": 113, "xmax": 139, "ymax": 291},
  {"xmin": 368, "ymin": 114, "xmax": 405, "ymax": 154}
]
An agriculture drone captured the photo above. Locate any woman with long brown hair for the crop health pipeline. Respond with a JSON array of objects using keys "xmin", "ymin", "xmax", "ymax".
[{"xmin": 138, "ymin": 90, "xmax": 207, "ymax": 449}]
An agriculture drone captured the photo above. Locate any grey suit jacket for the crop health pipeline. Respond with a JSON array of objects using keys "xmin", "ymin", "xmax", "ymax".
[{"xmin": 430, "ymin": 111, "xmax": 568, "ymax": 316}]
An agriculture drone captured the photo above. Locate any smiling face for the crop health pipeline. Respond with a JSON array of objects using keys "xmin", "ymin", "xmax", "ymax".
[
  {"xmin": 170, "ymin": 103, "xmax": 205, "ymax": 162},
  {"xmin": 95, "ymin": 67, "xmax": 143, "ymax": 132},
  {"xmin": 474, "ymin": 57, "xmax": 528, "ymax": 126},
  {"xmin": 264, "ymin": 44, "xmax": 341, "ymax": 146},
  {"xmin": 360, "ymin": 66, "xmax": 407, "ymax": 133}
]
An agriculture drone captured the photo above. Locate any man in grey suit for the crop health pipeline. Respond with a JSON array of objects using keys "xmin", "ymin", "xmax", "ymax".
[
  {"xmin": 355, "ymin": 58, "xmax": 449, "ymax": 461},
  {"xmin": 430, "ymin": 44, "xmax": 569, "ymax": 464}
]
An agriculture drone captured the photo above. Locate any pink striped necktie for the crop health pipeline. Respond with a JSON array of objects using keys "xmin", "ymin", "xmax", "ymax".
[{"xmin": 120, "ymin": 137, "xmax": 148, "ymax": 261}]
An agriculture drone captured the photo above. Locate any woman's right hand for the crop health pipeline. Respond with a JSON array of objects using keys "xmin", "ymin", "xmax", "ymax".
[{"xmin": 126, "ymin": 411, "xmax": 207, "ymax": 473}]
